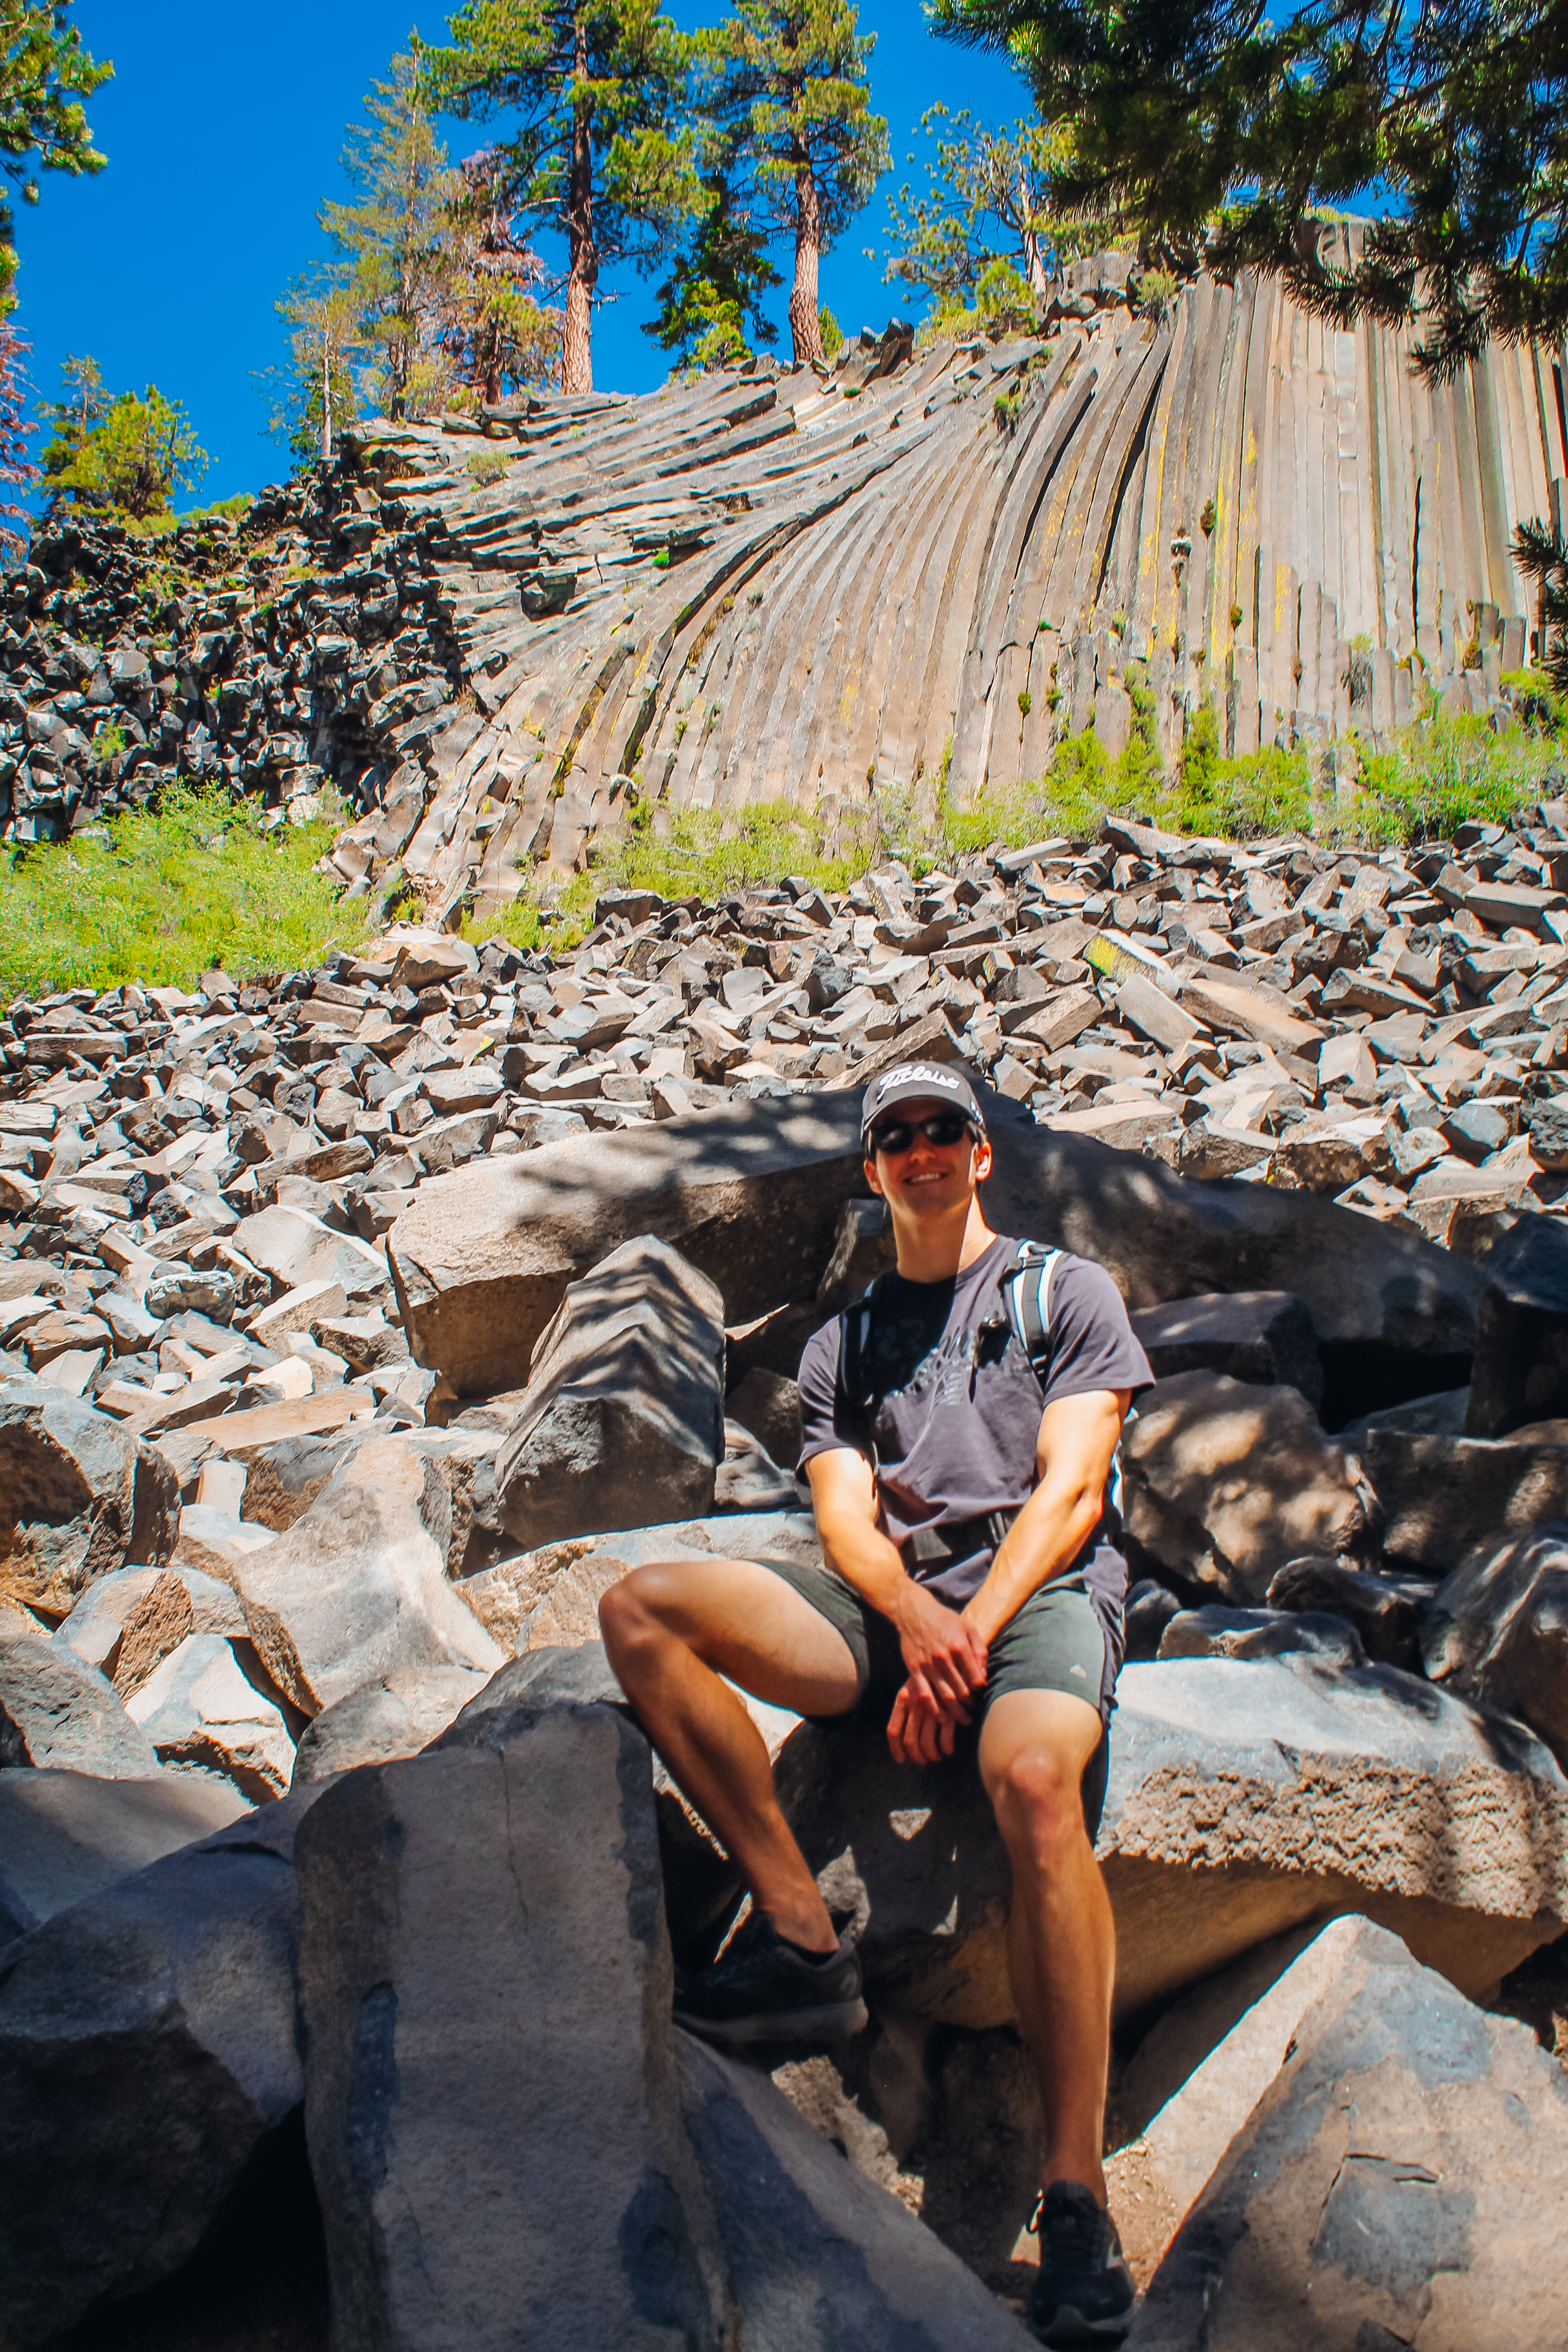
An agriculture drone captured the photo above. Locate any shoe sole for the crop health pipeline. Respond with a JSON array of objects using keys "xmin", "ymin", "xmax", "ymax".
[
  {"xmin": 672, "ymin": 1995, "xmax": 869, "ymax": 2046},
  {"xmin": 1033, "ymin": 2303, "xmax": 1134, "ymax": 2349}
]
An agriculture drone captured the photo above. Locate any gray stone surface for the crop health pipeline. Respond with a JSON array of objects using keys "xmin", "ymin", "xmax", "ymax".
[
  {"xmin": 1156, "ymin": 1605, "xmax": 1366, "ymax": 1669},
  {"xmin": 0, "ymin": 1781, "xmax": 329, "ymax": 2345},
  {"xmin": 1129, "ymin": 1289, "xmax": 1323, "ymax": 1406},
  {"xmin": 0, "ymin": 1628, "xmax": 162, "ymax": 1778},
  {"xmin": 225, "ymin": 1435, "xmax": 504, "ymax": 1716},
  {"xmin": 1122, "ymin": 1371, "xmax": 1378, "ymax": 1603},
  {"xmin": 678, "ymin": 2030, "xmax": 1038, "ymax": 2350},
  {"xmin": 0, "ymin": 1769, "xmax": 245, "ymax": 1945},
  {"xmin": 0, "ymin": 1378, "xmax": 178, "ymax": 1618},
  {"xmin": 1264, "ymin": 1555, "xmax": 1432, "ymax": 1668},
  {"xmin": 1128, "ymin": 1918, "xmax": 1568, "ymax": 2350},
  {"xmin": 770, "ymin": 1654, "xmax": 1568, "ymax": 2033},
  {"xmin": 295, "ymin": 1707, "xmax": 728, "ymax": 2352},
  {"xmin": 1466, "ymin": 1213, "xmax": 1568, "ymax": 1436},
  {"xmin": 494, "ymin": 1234, "xmax": 726, "ymax": 1547},
  {"xmin": 124, "ymin": 1632, "xmax": 297, "ymax": 1802},
  {"xmin": 1367, "ymin": 1425, "xmax": 1568, "ymax": 1573},
  {"xmin": 1422, "ymin": 1520, "xmax": 1568, "ymax": 1766},
  {"xmin": 290, "ymin": 1661, "xmax": 491, "ymax": 1783}
]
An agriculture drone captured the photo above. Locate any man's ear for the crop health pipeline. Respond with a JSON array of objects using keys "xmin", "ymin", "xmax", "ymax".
[
  {"xmin": 973, "ymin": 1134, "xmax": 994, "ymax": 1181},
  {"xmin": 865, "ymin": 1156, "xmax": 885, "ymax": 1196}
]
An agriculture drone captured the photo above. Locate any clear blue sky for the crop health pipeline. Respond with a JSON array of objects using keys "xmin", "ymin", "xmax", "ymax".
[{"xmin": 14, "ymin": 1, "xmax": 1027, "ymax": 506}]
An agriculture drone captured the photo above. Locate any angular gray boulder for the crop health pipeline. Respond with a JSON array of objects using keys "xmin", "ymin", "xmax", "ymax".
[
  {"xmin": 0, "ymin": 1629, "xmax": 162, "ymax": 1778},
  {"xmin": 678, "ymin": 2031, "xmax": 1037, "ymax": 2351},
  {"xmin": 294, "ymin": 1705, "xmax": 730, "ymax": 2352},
  {"xmin": 388, "ymin": 1094, "xmax": 873, "ymax": 1397},
  {"xmin": 1367, "ymin": 1425, "xmax": 1568, "ymax": 1574},
  {"xmin": 1128, "ymin": 1918, "xmax": 1568, "ymax": 2350},
  {"xmin": 1128, "ymin": 1289, "xmax": 1323, "ymax": 1407},
  {"xmin": 0, "ymin": 1769, "xmax": 245, "ymax": 1945},
  {"xmin": 1122, "ymin": 1371, "xmax": 1378, "ymax": 1603},
  {"xmin": 1422, "ymin": 1520, "xmax": 1568, "ymax": 1767},
  {"xmin": 770, "ymin": 1654, "xmax": 1568, "ymax": 2030},
  {"xmin": 224, "ymin": 1436, "xmax": 504, "ymax": 1716},
  {"xmin": 289, "ymin": 1661, "xmax": 491, "ymax": 1783},
  {"xmin": 0, "ymin": 1378, "xmax": 178, "ymax": 1618},
  {"xmin": 494, "ymin": 1234, "xmax": 727, "ymax": 1548},
  {"xmin": 1465, "ymin": 1212, "xmax": 1568, "ymax": 1437},
  {"xmin": 0, "ymin": 1782, "xmax": 329, "ymax": 2345}
]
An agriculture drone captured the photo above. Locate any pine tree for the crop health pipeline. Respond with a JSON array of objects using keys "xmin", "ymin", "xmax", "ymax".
[
  {"xmin": 929, "ymin": 0, "xmax": 1568, "ymax": 382},
  {"xmin": 440, "ymin": 148, "xmax": 563, "ymax": 400},
  {"xmin": 317, "ymin": 50, "xmax": 460, "ymax": 421},
  {"xmin": 0, "ymin": 1, "xmax": 111, "ymax": 308},
  {"xmin": 1515, "ymin": 523, "xmax": 1568, "ymax": 697},
  {"xmin": 41, "ymin": 366, "xmax": 206, "ymax": 521},
  {"xmin": 418, "ymin": 0, "xmax": 703, "ymax": 395},
  {"xmin": 700, "ymin": 0, "xmax": 888, "ymax": 368},
  {"xmin": 647, "ymin": 172, "xmax": 781, "ymax": 371},
  {"xmin": 265, "ymin": 284, "xmax": 366, "ymax": 462},
  {"xmin": 884, "ymin": 107, "xmax": 1117, "ymax": 331}
]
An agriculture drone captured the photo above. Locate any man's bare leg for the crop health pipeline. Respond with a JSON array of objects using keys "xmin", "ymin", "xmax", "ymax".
[
  {"xmin": 978, "ymin": 1689, "xmax": 1115, "ymax": 2202},
  {"xmin": 600, "ymin": 1558, "xmax": 861, "ymax": 1954}
]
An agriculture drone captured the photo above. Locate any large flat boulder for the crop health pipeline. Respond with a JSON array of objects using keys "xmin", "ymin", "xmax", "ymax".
[
  {"xmin": 981, "ymin": 1124, "xmax": 1484, "ymax": 1361},
  {"xmin": 0, "ymin": 1378, "xmax": 178, "ymax": 1617},
  {"xmin": 1366, "ymin": 1425, "xmax": 1568, "ymax": 1573},
  {"xmin": 1128, "ymin": 1289, "xmax": 1323, "ymax": 1406},
  {"xmin": 1122, "ymin": 1371, "xmax": 1378, "ymax": 1602},
  {"xmin": 1128, "ymin": 1918, "xmax": 1568, "ymax": 2350},
  {"xmin": 0, "ymin": 1769, "xmax": 245, "ymax": 1945},
  {"xmin": 769, "ymin": 1655, "xmax": 1568, "ymax": 2031},
  {"xmin": 1465, "ymin": 1213, "xmax": 1568, "ymax": 1436},
  {"xmin": 494, "ymin": 1235, "xmax": 727, "ymax": 1547},
  {"xmin": 0, "ymin": 1781, "xmax": 329, "ymax": 2346},
  {"xmin": 387, "ymin": 1094, "xmax": 873, "ymax": 1397},
  {"xmin": 294, "ymin": 1703, "xmax": 729, "ymax": 2352},
  {"xmin": 289, "ymin": 1661, "xmax": 491, "ymax": 1783},
  {"xmin": 225, "ymin": 1436, "xmax": 504, "ymax": 1717}
]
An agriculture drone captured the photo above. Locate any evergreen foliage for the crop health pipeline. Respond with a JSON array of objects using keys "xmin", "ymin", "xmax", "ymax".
[
  {"xmin": 647, "ymin": 171, "xmax": 781, "ymax": 370},
  {"xmin": 1515, "ymin": 520, "xmax": 1568, "ymax": 697},
  {"xmin": 697, "ymin": 0, "xmax": 888, "ymax": 366},
  {"xmin": 40, "ymin": 360, "xmax": 207, "ymax": 520},
  {"xmin": 884, "ymin": 106, "xmax": 1117, "ymax": 331},
  {"xmin": 930, "ymin": 0, "xmax": 1568, "ymax": 382},
  {"xmin": 0, "ymin": 0, "xmax": 110, "ymax": 308},
  {"xmin": 417, "ymin": 0, "xmax": 703, "ymax": 394}
]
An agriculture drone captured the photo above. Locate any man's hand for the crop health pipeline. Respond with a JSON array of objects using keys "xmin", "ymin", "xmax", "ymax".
[{"xmin": 883, "ymin": 1577, "xmax": 989, "ymax": 1763}]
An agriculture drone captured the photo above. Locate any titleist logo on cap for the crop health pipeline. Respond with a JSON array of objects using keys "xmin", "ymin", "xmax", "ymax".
[{"xmin": 873, "ymin": 1063, "xmax": 964, "ymax": 1097}]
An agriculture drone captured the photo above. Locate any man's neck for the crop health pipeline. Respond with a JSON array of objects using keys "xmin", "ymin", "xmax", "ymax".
[{"xmin": 892, "ymin": 1200, "xmax": 998, "ymax": 1285}]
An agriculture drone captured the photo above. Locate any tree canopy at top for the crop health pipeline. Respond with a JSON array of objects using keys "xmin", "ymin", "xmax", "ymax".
[
  {"xmin": 0, "ymin": 0, "xmax": 111, "ymax": 308},
  {"xmin": 416, "ymin": 0, "xmax": 703, "ymax": 394},
  {"xmin": 929, "ymin": 0, "xmax": 1568, "ymax": 381}
]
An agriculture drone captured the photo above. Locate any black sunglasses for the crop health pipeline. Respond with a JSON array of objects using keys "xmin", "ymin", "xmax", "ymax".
[{"xmin": 867, "ymin": 1111, "xmax": 977, "ymax": 1156}]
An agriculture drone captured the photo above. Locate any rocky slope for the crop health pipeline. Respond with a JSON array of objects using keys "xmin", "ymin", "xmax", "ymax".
[
  {"xmin": 5, "ymin": 794, "xmax": 1568, "ymax": 2343},
  {"xmin": 5, "ymin": 225, "xmax": 1560, "ymax": 927}
]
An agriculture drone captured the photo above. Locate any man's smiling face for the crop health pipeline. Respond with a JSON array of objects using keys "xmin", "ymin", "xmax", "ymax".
[{"xmin": 864, "ymin": 1095, "xmax": 992, "ymax": 1226}]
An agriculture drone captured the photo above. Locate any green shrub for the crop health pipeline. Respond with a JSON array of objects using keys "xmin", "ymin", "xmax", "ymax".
[{"xmin": 0, "ymin": 785, "xmax": 365, "ymax": 1000}]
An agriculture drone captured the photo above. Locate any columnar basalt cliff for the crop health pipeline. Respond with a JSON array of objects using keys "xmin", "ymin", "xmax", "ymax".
[{"xmin": 6, "ymin": 227, "xmax": 1564, "ymax": 928}]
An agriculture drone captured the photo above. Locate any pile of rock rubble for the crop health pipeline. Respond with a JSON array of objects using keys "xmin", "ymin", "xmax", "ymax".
[{"xmin": 6, "ymin": 809, "xmax": 1568, "ymax": 2344}]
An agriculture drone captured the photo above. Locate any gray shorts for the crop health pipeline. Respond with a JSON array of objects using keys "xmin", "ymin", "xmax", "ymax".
[{"xmin": 753, "ymin": 1554, "xmax": 1122, "ymax": 1832}]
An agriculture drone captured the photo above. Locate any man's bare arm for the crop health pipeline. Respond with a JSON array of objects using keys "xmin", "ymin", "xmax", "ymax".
[
  {"xmin": 806, "ymin": 1447, "xmax": 988, "ymax": 1715},
  {"xmin": 961, "ymin": 1387, "xmax": 1132, "ymax": 1651}
]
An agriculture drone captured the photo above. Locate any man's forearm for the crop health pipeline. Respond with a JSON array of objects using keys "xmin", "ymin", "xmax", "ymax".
[
  {"xmin": 963, "ymin": 1477, "xmax": 1105, "ymax": 1648},
  {"xmin": 814, "ymin": 1508, "xmax": 914, "ymax": 1621}
]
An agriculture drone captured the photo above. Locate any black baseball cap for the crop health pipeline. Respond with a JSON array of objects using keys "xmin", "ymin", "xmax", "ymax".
[{"xmin": 860, "ymin": 1060, "xmax": 987, "ymax": 1148}]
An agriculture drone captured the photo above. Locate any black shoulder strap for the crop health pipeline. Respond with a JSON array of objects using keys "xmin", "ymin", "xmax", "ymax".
[
  {"xmin": 833, "ymin": 1272, "xmax": 886, "ymax": 1465},
  {"xmin": 999, "ymin": 1240, "xmax": 1064, "ymax": 1378}
]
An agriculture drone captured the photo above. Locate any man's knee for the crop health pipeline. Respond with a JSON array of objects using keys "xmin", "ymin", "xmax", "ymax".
[
  {"xmin": 987, "ymin": 1738, "xmax": 1098, "ymax": 1866},
  {"xmin": 598, "ymin": 1564, "xmax": 675, "ymax": 1667}
]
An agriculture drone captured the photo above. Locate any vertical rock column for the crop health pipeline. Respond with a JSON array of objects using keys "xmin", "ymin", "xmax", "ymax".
[{"xmin": 294, "ymin": 1705, "xmax": 727, "ymax": 2352}]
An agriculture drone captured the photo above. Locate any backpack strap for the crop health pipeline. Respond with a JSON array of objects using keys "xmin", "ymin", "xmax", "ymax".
[
  {"xmin": 999, "ymin": 1241, "xmax": 1127, "ymax": 1534},
  {"xmin": 833, "ymin": 1273, "xmax": 886, "ymax": 1468}
]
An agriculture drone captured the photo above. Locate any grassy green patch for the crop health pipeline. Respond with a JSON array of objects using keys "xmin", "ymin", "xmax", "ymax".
[
  {"xmin": 117, "ymin": 493, "xmax": 256, "ymax": 541},
  {"xmin": 0, "ymin": 785, "xmax": 366, "ymax": 1000}
]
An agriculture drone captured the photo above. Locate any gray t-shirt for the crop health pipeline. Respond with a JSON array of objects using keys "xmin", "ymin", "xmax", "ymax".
[{"xmin": 796, "ymin": 1236, "xmax": 1152, "ymax": 1609}]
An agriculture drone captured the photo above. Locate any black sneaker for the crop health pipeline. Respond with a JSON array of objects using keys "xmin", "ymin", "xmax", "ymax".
[
  {"xmin": 1028, "ymin": 2181, "xmax": 1135, "ymax": 2346},
  {"xmin": 672, "ymin": 1911, "xmax": 867, "ymax": 2045}
]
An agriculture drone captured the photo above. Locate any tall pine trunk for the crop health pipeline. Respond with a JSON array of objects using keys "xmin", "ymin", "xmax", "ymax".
[
  {"xmin": 563, "ymin": 17, "xmax": 597, "ymax": 393},
  {"xmin": 788, "ymin": 159, "xmax": 822, "ymax": 365}
]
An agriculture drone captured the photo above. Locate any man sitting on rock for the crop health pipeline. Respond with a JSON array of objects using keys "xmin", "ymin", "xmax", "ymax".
[{"xmin": 600, "ymin": 1060, "xmax": 1152, "ymax": 2345}]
